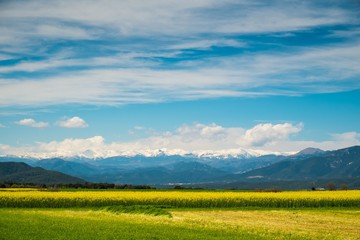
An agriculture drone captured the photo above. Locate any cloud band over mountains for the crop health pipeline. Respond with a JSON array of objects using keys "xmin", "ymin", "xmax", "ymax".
[{"xmin": 1, "ymin": 122, "xmax": 359, "ymax": 158}]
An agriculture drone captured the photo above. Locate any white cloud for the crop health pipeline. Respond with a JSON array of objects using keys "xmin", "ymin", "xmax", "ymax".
[
  {"xmin": 177, "ymin": 123, "xmax": 228, "ymax": 142},
  {"xmin": 56, "ymin": 117, "xmax": 88, "ymax": 128},
  {"xmin": 36, "ymin": 136, "xmax": 105, "ymax": 158},
  {"xmin": 0, "ymin": 123, "xmax": 5, "ymax": 128},
  {"xmin": 239, "ymin": 123, "xmax": 303, "ymax": 147},
  {"xmin": 16, "ymin": 118, "xmax": 48, "ymax": 128},
  {"xmin": 1, "ymin": 122, "xmax": 359, "ymax": 158}
]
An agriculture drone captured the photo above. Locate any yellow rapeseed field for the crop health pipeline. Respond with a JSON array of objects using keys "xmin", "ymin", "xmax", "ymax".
[{"xmin": 0, "ymin": 189, "xmax": 359, "ymax": 208}]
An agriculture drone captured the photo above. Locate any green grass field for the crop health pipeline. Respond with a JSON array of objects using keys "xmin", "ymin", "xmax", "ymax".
[
  {"xmin": 1, "ymin": 208, "xmax": 359, "ymax": 240},
  {"xmin": 0, "ymin": 189, "xmax": 359, "ymax": 239}
]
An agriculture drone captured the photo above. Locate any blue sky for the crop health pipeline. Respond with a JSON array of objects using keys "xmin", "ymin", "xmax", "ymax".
[{"xmin": 0, "ymin": 0, "xmax": 359, "ymax": 158}]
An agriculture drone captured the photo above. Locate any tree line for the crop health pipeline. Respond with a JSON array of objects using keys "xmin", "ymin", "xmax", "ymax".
[{"xmin": 0, "ymin": 182, "xmax": 155, "ymax": 190}]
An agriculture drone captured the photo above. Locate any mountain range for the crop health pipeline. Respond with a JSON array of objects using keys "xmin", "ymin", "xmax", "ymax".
[
  {"xmin": 240, "ymin": 146, "xmax": 359, "ymax": 180},
  {"xmin": 0, "ymin": 146, "xmax": 359, "ymax": 189},
  {"xmin": 0, "ymin": 151, "xmax": 289, "ymax": 184}
]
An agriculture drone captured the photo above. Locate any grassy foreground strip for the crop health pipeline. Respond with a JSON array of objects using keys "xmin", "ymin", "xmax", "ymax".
[
  {"xmin": 1, "ymin": 190, "xmax": 360, "ymax": 208},
  {"xmin": 171, "ymin": 208, "xmax": 360, "ymax": 240},
  {"xmin": 1, "ymin": 208, "xmax": 359, "ymax": 240},
  {"xmin": 0, "ymin": 208, "xmax": 270, "ymax": 240}
]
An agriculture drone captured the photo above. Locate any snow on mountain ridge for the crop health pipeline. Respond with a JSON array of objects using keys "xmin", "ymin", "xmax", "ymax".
[{"xmin": 3, "ymin": 148, "xmax": 270, "ymax": 159}]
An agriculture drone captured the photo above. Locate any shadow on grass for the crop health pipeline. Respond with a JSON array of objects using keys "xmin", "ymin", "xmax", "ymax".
[{"xmin": 101, "ymin": 205, "xmax": 173, "ymax": 217}]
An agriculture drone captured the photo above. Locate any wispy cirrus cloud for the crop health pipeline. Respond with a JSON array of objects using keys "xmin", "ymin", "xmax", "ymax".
[
  {"xmin": 0, "ymin": 0, "xmax": 359, "ymax": 108},
  {"xmin": 1, "ymin": 42, "xmax": 359, "ymax": 107},
  {"xmin": 1, "ymin": 0, "xmax": 355, "ymax": 38},
  {"xmin": 0, "ymin": 0, "xmax": 356, "ymax": 57},
  {"xmin": 0, "ymin": 0, "xmax": 357, "ymax": 51}
]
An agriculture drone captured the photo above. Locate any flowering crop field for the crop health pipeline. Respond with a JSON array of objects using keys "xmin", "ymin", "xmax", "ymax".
[
  {"xmin": 1, "ymin": 189, "xmax": 360, "ymax": 239},
  {"xmin": 0, "ymin": 189, "xmax": 359, "ymax": 208}
]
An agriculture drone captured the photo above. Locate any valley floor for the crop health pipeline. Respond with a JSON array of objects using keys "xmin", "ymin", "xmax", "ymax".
[{"xmin": 1, "ymin": 208, "xmax": 359, "ymax": 240}]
